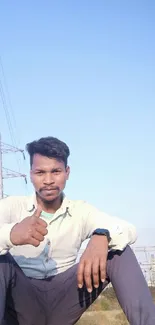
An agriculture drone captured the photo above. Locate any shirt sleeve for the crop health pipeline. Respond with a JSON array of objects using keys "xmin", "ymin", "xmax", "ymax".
[
  {"xmin": 0, "ymin": 197, "xmax": 16, "ymax": 254},
  {"xmin": 81, "ymin": 202, "xmax": 137, "ymax": 250}
]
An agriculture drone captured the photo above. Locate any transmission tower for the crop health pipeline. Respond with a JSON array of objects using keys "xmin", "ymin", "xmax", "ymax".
[
  {"xmin": 0, "ymin": 133, "xmax": 27, "ymax": 199},
  {"xmin": 133, "ymin": 246, "xmax": 155, "ymax": 286}
]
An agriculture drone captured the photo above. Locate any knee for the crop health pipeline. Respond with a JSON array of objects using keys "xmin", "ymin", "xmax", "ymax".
[
  {"xmin": 0, "ymin": 252, "xmax": 14, "ymax": 263},
  {"xmin": 0, "ymin": 253, "xmax": 17, "ymax": 284},
  {"xmin": 108, "ymin": 245, "xmax": 133, "ymax": 260}
]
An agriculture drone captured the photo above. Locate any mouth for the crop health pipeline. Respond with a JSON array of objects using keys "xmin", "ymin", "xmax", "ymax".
[{"xmin": 41, "ymin": 188, "xmax": 58, "ymax": 195}]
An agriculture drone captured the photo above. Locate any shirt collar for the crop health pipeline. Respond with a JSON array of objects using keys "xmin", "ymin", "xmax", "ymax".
[{"xmin": 27, "ymin": 192, "xmax": 72, "ymax": 216}]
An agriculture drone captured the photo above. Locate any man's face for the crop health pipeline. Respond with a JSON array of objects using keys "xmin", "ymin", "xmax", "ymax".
[{"xmin": 30, "ymin": 154, "xmax": 70, "ymax": 202}]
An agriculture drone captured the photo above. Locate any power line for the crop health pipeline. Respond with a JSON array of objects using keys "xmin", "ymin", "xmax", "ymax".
[
  {"xmin": 0, "ymin": 133, "xmax": 27, "ymax": 199},
  {"xmin": 0, "ymin": 56, "xmax": 25, "ymax": 174},
  {"xmin": 0, "ymin": 79, "xmax": 16, "ymax": 146},
  {"xmin": 0, "ymin": 56, "xmax": 28, "ymax": 195},
  {"xmin": 0, "ymin": 57, "xmax": 18, "ymax": 142}
]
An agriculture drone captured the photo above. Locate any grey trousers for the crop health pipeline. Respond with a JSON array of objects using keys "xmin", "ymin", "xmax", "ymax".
[{"xmin": 0, "ymin": 246, "xmax": 155, "ymax": 325}]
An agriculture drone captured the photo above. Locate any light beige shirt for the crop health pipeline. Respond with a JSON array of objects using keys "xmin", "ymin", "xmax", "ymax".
[{"xmin": 0, "ymin": 194, "xmax": 137, "ymax": 278}]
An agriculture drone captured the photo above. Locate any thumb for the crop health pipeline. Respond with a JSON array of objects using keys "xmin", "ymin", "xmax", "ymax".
[{"xmin": 33, "ymin": 205, "xmax": 42, "ymax": 218}]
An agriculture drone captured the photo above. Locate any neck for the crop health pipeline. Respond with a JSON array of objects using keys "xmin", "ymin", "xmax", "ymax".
[{"xmin": 36, "ymin": 193, "xmax": 63, "ymax": 213}]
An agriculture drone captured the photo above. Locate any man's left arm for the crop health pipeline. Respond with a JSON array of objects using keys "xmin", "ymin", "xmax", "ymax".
[
  {"xmin": 77, "ymin": 202, "xmax": 137, "ymax": 292},
  {"xmin": 81, "ymin": 202, "xmax": 137, "ymax": 250}
]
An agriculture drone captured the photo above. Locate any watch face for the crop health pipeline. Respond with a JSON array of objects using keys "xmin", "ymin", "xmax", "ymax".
[
  {"xmin": 96, "ymin": 228, "xmax": 107, "ymax": 234},
  {"xmin": 93, "ymin": 228, "xmax": 110, "ymax": 240}
]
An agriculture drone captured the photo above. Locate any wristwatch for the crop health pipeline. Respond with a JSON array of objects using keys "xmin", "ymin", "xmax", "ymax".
[{"xmin": 92, "ymin": 228, "xmax": 111, "ymax": 242}]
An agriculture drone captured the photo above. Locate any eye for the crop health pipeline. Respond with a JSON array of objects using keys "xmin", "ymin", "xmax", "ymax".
[
  {"xmin": 35, "ymin": 171, "xmax": 44, "ymax": 175},
  {"xmin": 53, "ymin": 170, "xmax": 61, "ymax": 175}
]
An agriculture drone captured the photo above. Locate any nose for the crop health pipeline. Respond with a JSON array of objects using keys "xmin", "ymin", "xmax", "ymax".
[{"xmin": 43, "ymin": 172, "xmax": 54, "ymax": 185}]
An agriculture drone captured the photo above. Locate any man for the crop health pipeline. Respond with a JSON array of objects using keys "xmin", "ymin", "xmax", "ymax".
[{"xmin": 0, "ymin": 137, "xmax": 154, "ymax": 325}]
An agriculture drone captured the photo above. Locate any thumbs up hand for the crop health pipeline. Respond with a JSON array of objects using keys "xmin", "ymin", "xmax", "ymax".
[{"xmin": 10, "ymin": 206, "xmax": 48, "ymax": 247}]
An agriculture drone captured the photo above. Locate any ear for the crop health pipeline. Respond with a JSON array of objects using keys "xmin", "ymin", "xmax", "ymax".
[{"xmin": 66, "ymin": 166, "xmax": 70, "ymax": 180}]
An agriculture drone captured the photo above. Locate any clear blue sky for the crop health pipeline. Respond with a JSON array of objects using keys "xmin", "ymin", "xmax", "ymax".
[{"xmin": 0, "ymin": 1, "xmax": 155, "ymax": 245}]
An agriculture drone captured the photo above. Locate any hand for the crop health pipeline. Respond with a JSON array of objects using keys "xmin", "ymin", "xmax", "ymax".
[
  {"xmin": 77, "ymin": 235, "xmax": 108, "ymax": 292},
  {"xmin": 10, "ymin": 206, "xmax": 48, "ymax": 247}
]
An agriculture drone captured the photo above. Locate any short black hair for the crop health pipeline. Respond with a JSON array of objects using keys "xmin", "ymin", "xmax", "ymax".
[{"xmin": 26, "ymin": 136, "xmax": 70, "ymax": 167}]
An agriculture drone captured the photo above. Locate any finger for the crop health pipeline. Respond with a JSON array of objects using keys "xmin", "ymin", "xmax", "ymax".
[
  {"xmin": 92, "ymin": 258, "xmax": 100, "ymax": 288},
  {"xmin": 100, "ymin": 257, "xmax": 106, "ymax": 282},
  {"xmin": 34, "ymin": 205, "xmax": 42, "ymax": 218},
  {"xmin": 29, "ymin": 237, "xmax": 40, "ymax": 247},
  {"xmin": 36, "ymin": 224, "xmax": 48, "ymax": 236},
  {"xmin": 77, "ymin": 260, "xmax": 85, "ymax": 289},
  {"xmin": 32, "ymin": 230, "xmax": 44, "ymax": 242},
  {"xmin": 84, "ymin": 262, "xmax": 92, "ymax": 293}
]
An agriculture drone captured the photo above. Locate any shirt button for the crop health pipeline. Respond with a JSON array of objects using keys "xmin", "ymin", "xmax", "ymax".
[{"xmin": 48, "ymin": 241, "xmax": 50, "ymax": 245}]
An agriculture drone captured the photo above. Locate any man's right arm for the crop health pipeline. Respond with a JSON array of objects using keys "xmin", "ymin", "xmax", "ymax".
[
  {"xmin": 0, "ymin": 197, "xmax": 18, "ymax": 255},
  {"xmin": 0, "ymin": 197, "xmax": 48, "ymax": 253}
]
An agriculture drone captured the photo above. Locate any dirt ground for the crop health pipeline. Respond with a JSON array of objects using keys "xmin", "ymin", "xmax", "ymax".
[
  {"xmin": 77, "ymin": 287, "xmax": 155, "ymax": 325},
  {"xmin": 77, "ymin": 310, "xmax": 128, "ymax": 325}
]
